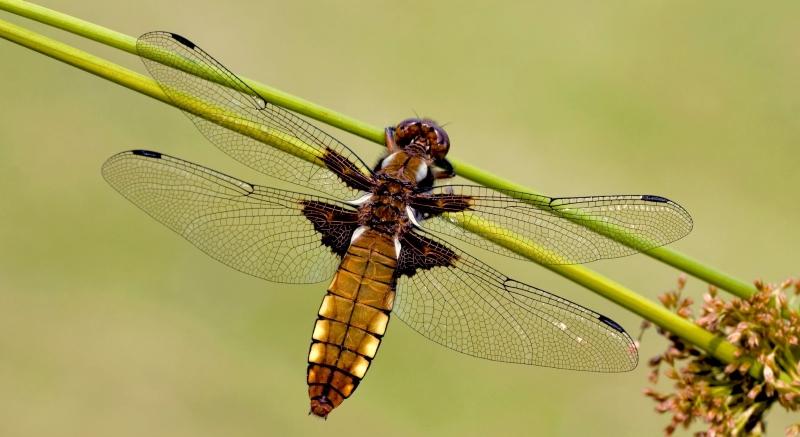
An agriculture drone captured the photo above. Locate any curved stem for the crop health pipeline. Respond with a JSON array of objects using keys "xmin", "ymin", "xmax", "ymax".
[{"xmin": 0, "ymin": 0, "xmax": 757, "ymax": 300}]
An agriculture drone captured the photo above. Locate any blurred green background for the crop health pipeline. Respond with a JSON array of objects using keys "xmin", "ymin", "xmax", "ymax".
[{"xmin": 1, "ymin": 1, "xmax": 799, "ymax": 436}]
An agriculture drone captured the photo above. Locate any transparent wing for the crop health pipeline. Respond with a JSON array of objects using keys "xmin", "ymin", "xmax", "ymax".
[
  {"xmin": 410, "ymin": 185, "xmax": 693, "ymax": 264},
  {"xmin": 136, "ymin": 31, "xmax": 374, "ymax": 201},
  {"xmin": 102, "ymin": 150, "xmax": 359, "ymax": 284},
  {"xmin": 394, "ymin": 231, "xmax": 638, "ymax": 372}
]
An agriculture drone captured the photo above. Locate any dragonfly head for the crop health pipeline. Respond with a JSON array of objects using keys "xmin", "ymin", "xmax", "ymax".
[{"xmin": 393, "ymin": 118, "xmax": 450, "ymax": 161}]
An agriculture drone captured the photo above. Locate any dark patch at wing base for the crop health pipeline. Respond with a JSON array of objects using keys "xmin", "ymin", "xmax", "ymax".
[
  {"xmin": 409, "ymin": 193, "xmax": 473, "ymax": 217},
  {"xmin": 300, "ymin": 200, "xmax": 360, "ymax": 257},
  {"xmin": 320, "ymin": 148, "xmax": 375, "ymax": 193},
  {"xmin": 396, "ymin": 231, "xmax": 459, "ymax": 278}
]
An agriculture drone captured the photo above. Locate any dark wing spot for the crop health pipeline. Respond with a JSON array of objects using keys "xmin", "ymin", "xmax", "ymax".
[
  {"xmin": 300, "ymin": 200, "xmax": 359, "ymax": 257},
  {"xmin": 641, "ymin": 195, "xmax": 669, "ymax": 203},
  {"xmin": 169, "ymin": 33, "xmax": 196, "ymax": 49},
  {"xmin": 131, "ymin": 150, "xmax": 162, "ymax": 159},
  {"xmin": 598, "ymin": 315, "xmax": 625, "ymax": 333},
  {"xmin": 396, "ymin": 231, "xmax": 459, "ymax": 278}
]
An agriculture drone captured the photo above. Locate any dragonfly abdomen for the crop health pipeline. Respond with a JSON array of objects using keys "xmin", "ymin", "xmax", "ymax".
[{"xmin": 307, "ymin": 228, "xmax": 397, "ymax": 418}]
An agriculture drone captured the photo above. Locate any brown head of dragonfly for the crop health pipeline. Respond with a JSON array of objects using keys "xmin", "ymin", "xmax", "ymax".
[
  {"xmin": 383, "ymin": 118, "xmax": 455, "ymax": 185},
  {"xmin": 393, "ymin": 118, "xmax": 450, "ymax": 159}
]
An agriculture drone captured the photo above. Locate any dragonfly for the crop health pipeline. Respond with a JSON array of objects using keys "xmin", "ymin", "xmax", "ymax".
[{"xmin": 101, "ymin": 31, "xmax": 693, "ymax": 418}]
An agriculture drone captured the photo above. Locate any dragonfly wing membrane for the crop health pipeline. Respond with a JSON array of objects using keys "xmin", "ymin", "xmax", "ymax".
[
  {"xmin": 410, "ymin": 185, "xmax": 693, "ymax": 264},
  {"xmin": 102, "ymin": 150, "xmax": 359, "ymax": 284},
  {"xmin": 394, "ymin": 230, "xmax": 638, "ymax": 372},
  {"xmin": 136, "ymin": 31, "xmax": 374, "ymax": 201}
]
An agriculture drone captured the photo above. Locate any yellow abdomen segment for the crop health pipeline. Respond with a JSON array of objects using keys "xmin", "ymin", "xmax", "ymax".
[{"xmin": 307, "ymin": 228, "xmax": 397, "ymax": 417}]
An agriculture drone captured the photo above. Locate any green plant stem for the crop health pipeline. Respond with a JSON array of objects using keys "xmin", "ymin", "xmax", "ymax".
[
  {"xmin": 0, "ymin": 16, "xmax": 767, "ymax": 379},
  {"xmin": 0, "ymin": 0, "xmax": 384, "ymax": 144},
  {"xmin": 0, "ymin": 0, "xmax": 758, "ymax": 300}
]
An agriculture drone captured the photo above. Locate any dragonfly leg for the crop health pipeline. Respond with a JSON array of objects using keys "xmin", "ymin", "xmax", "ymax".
[
  {"xmin": 385, "ymin": 127, "xmax": 401, "ymax": 152},
  {"xmin": 432, "ymin": 158, "xmax": 455, "ymax": 180}
]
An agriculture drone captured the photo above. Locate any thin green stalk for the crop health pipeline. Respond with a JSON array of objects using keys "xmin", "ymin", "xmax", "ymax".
[
  {"xmin": 0, "ymin": 16, "xmax": 763, "ymax": 378},
  {"xmin": 0, "ymin": 0, "xmax": 384, "ymax": 144},
  {"xmin": 0, "ymin": 0, "xmax": 758, "ymax": 299}
]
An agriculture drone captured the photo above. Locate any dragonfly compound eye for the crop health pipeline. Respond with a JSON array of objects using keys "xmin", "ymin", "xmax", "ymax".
[
  {"xmin": 422, "ymin": 120, "xmax": 450, "ymax": 160},
  {"xmin": 394, "ymin": 118, "xmax": 423, "ymax": 145},
  {"xmin": 394, "ymin": 118, "xmax": 450, "ymax": 159},
  {"xmin": 430, "ymin": 139, "xmax": 450, "ymax": 160}
]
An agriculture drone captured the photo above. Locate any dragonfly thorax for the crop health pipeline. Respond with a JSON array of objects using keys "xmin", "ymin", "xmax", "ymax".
[
  {"xmin": 378, "ymin": 150, "xmax": 430, "ymax": 184},
  {"xmin": 358, "ymin": 177, "xmax": 413, "ymax": 234}
]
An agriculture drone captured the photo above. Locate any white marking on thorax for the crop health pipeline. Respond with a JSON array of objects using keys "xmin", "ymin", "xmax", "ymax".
[
  {"xmin": 406, "ymin": 206, "xmax": 422, "ymax": 228},
  {"xmin": 393, "ymin": 237, "xmax": 402, "ymax": 259},
  {"xmin": 350, "ymin": 226, "xmax": 368, "ymax": 244},
  {"xmin": 414, "ymin": 163, "xmax": 429, "ymax": 182},
  {"xmin": 381, "ymin": 152, "xmax": 401, "ymax": 169},
  {"xmin": 347, "ymin": 193, "xmax": 372, "ymax": 206}
]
